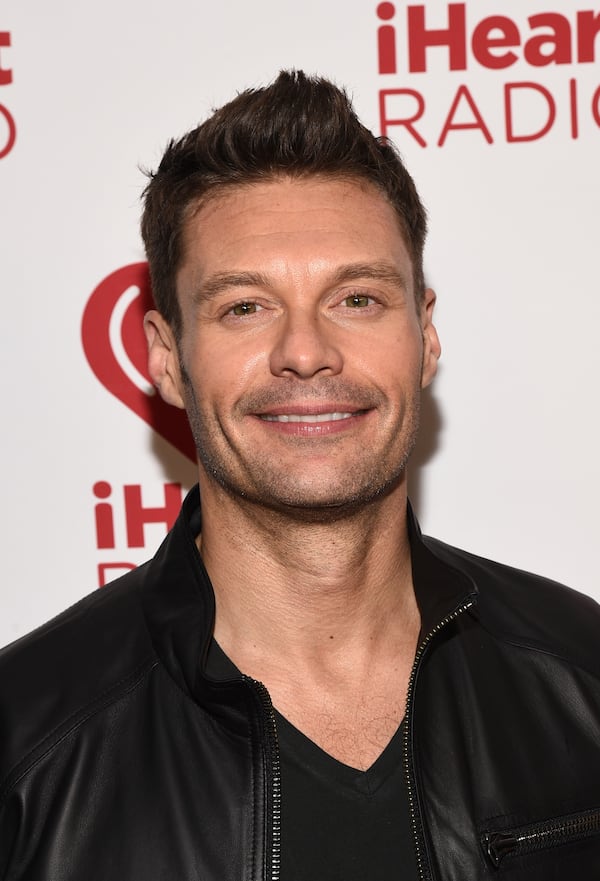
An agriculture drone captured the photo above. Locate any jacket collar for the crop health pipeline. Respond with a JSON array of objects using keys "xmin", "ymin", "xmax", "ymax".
[{"xmin": 407, "ymin": 504, "xmax": 478, "ymax": 639}]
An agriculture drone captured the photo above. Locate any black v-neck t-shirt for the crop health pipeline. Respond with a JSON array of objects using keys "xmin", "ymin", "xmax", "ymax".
[
  {"xmin": 275, "ymin": 710, "xmax": 419, "ymax": 881},
  {"xmin": 206, "ymin": 641, "xmax": 420, "ymax": 880}
]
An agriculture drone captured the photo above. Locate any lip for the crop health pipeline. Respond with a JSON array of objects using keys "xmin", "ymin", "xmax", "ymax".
[{"xmin": 255, "ymin": 402, "xmax": 367, "ymax": 417}]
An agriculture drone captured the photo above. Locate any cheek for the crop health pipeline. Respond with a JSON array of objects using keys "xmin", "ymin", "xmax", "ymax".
[
  {"xmin": 234, "ymin": 347, "xmax": 270, "ymax": 384},
  {"xmin": 189, "ymin": 339, "xmax": 271, "ymax": 400},
  {"xmin": 359, "ymin": 332, "xmax": 423, "ymax": 382}
]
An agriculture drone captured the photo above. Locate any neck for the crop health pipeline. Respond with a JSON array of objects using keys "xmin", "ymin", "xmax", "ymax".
[{"xmin": 197, "ymin": 475, "xmax": 418, "ymax": 675}]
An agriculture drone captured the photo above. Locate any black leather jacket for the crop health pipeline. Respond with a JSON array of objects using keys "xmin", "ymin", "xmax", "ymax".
[{"xmin": 1, "ymin": 487, "xmax": 600, "ymax": 880}]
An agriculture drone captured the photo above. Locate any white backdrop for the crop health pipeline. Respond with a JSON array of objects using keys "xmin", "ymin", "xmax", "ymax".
[{"xmin": 1, "ymin": 1, "xmax": 599, "ymax": 647}]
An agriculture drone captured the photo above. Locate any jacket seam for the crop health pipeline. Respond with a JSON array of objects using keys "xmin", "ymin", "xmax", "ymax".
[
  {"xmin": 0, "ymin": 655, "xmax": 158, "ymax": 808},
  {"xmin": 474, "ymin": 622, "xmax": 600, "ymax": 684}
]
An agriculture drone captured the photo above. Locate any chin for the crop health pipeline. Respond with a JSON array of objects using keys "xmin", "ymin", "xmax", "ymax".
[{"xmin": 212, "ymin": 467, "xmax": 407, "ymax": 523}]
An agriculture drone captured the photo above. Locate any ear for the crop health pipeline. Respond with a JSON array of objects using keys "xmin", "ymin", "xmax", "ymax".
[
  {"xmin": 144, "ymin": 310, "xmax": 186, "ymax": 409},
  {"xmin": 420, "ymin": 288, "xmax": 441, "ymax": 389}
]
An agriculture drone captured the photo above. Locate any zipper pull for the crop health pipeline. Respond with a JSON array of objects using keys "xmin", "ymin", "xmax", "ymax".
[{"xmin": 482, "ymin": 831, "xmax": 519, "ymax": 867}]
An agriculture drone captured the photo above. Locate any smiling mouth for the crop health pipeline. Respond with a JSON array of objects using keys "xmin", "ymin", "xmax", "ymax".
[{"xmin": 259, "ymin": 412, "xmax": 356, "ymax": 423}]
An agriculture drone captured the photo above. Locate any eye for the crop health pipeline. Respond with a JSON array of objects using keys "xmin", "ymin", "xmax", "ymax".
[
  {"xmin": 230, "ymin": 301, "xmax": 261, "ymax": 316},
  {"xmin": 343, "ymin": 293, "xmax": 374, "ymax": 308}
]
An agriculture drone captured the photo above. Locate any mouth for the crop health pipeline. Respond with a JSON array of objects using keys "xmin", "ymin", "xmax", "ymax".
[
  {"xmin": 259, "ymin": 411, "xmax": 356, "ymax": 423},
  {"xmin": 252, "ymin": 405, "xmax": 372, "ymax": 436}
]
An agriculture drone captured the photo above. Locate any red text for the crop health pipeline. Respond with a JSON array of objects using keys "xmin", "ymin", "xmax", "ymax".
[
  {"xmin": 376, "ymin": 4, "xmax": 600, "ymax": 74},
  {"xmin": 0, "ymin": 31, "xmax": 15, "ymax": 159},
  {"xmin": 94, "ymin": 480, "xmax": 184, "ymax": 549},
  {"xmin": 93, "ymin": 481, "xmax": 185, "ymax": 586},
  {"xmin": 379, "ymin": 78, "xmax": 600, "ymax": 146}
]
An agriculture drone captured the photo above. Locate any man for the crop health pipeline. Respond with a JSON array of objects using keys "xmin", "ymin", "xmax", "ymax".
[{"xmin": 1, "ymin": 71, "xmax": 599, "ymax": 881}]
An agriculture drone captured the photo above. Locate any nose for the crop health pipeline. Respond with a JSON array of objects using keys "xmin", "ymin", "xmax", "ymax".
[{"xmin": 269, "ymin": 311, "xmax": 343, "ymax": 379}]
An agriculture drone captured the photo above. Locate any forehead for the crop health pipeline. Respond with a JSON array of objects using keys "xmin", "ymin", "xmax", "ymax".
[{"xmin": 177, "ymin": 175, "xmax": 413, "ymax": 291}]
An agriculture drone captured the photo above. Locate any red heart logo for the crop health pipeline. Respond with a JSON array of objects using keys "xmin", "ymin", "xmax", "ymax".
[{"xmin": 81, "ymin": 263, "xmax": 196, "ymax": 462}]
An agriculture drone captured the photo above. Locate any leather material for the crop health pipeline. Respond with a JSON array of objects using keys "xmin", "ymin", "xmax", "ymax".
[{"xmin": 1, "ymin": 486, "xmax": 599, "ymax": 880}]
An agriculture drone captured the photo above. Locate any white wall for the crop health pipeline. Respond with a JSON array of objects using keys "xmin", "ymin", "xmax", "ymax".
[{"xmin": 1, "ymin": 1, "xmax": 598, "ymax": 646}]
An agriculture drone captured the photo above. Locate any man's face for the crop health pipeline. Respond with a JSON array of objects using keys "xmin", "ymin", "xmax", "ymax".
[{"xmin": 147, "ymin": 176, "xmax": 440, "ymax": 518}]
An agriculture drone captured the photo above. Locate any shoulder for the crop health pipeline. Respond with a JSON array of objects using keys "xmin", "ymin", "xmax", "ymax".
[
  {"xmin": 0, "ymin": 565, "xmax": 157, "ymax": 792},
  {"xmin": 422, "ymin": 533, "xmax": 600, "ymax": 677}
]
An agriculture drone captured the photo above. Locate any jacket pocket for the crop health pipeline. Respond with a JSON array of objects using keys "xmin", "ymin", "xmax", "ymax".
[{"xmin": 481, "ymin": 808, "xmax": 600, "ymax": 868}]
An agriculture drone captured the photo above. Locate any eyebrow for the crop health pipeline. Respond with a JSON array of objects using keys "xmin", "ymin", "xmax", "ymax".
[
  {"xmin": 193, "ymin": 261, "xmax": 410, "ymax": 304},
  {"xmin": 329, "ymin": 262, "xmax": 410, "ymax": 292},
  {"xmin": 192, "ymin": 271, "xmax": 270, "ymax": 305}
]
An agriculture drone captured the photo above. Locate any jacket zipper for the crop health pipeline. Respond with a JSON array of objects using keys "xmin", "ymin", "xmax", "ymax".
[
  {"xmin": 482, "ymin": 808, "xmax": 600, "ymax": 868},
  {"xmin": 245, "ymin": 595, "xmax": 476, "ymax": 881},
  {"xmin": 245, "ymin": 677, "xmax": 282, "ymax": 881},
  {"xmin": 403, "ymin": 596, "xmax": 477, "ymax": 881}
]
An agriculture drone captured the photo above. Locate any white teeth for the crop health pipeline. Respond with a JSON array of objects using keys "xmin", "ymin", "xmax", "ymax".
[{"xmin": 261, "ymin": 412, "xmax": 353, "ymax": 423}]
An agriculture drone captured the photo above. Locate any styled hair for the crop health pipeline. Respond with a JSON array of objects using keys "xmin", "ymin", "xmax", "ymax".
[{"xmin": 141, "ymin": 70, "xmax": 427, "ymax": 337}]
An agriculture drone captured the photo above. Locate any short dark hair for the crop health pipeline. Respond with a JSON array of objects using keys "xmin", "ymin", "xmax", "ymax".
[{"xmin": 141, "ymin": 70, "xmax": 427, "ymax": 337}]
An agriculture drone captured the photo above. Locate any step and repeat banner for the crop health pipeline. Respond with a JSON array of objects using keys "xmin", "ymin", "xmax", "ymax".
[{"xmin": 1, "ymin": 2, "xmax": 599, "ymax": 646}]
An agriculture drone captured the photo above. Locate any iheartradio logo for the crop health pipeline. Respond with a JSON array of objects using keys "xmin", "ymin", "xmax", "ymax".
[
  {"xmin": 81, "ymin": 263, "xmax": 195, "ymax": 462},
  {"xmin": 373, "ymin": 5, "xmax": 600, "ymax": 145}
]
